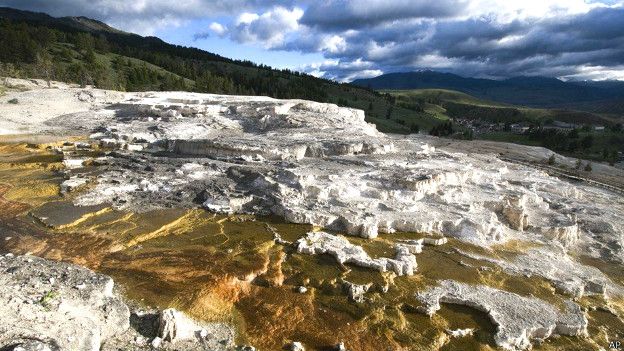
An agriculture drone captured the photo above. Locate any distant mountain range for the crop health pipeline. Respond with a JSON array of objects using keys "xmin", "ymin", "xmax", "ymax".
[{"xmin": 352, "ymin": 71, "xmax": 624, "ymax": 113}]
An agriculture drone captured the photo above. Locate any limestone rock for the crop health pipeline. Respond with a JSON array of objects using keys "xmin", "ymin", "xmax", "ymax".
[
  {"xmin": 151, "ymin": 337, "xmax": 163, "ymax": 349},
  {"xmin": 22, "ymin": 88, "xmax": 619, "ymax": 267},
  {"xmin": 342, "ymin": 281, "xmax": 373, "ymax": 303},
  {"xmin": 296, "ymin": 232, "xmax": 417, "ymax": 276},
  {"xmin": 157, "ymin": 308, "xmax": 234, "ymax": 348},
  {"xmin": 0, "ymin": 254, "xmax": 130, "ymax": 351},
  {"xmin": 445, "ymin": 328, "xmax": 474, "ymax": 338},
  {"xmin": 289, "ymin": 341, "xmax": 305, "ymax": 351},
  {"xmin": 422, "ymin": 237, "xmax": 448, "ymax": 246},
  {"xmin": 457, "ymin": 248, "xmax": 620, "ymax": 298},
  {"xmin": 416, "ymin": 280, "xmax": 588, "ymax": 350}
]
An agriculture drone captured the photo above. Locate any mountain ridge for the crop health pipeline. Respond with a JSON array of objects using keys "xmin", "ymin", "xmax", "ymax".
[{"xmin": 352, "ymin": 71, "xmax": 624, "ymax": 111}]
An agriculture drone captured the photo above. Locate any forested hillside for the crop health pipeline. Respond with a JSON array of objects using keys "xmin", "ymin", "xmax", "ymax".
[{"xmin": 0, "ymin": 7, "xmax": 428, "ymax": 134}]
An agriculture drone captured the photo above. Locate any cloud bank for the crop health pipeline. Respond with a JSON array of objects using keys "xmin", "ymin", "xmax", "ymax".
[{"xmin": 3, "ymin": 0, "xmax": 624, "ymax": 81}]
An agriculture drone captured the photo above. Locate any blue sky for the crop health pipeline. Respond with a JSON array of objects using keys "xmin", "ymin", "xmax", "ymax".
[
  {"xmin": 2, "ymin": 0, "xmax": 624, "ymax": 81},
  {"xmin": 154, "ymin": 18, "xmax": 325, "ymax": 71}
]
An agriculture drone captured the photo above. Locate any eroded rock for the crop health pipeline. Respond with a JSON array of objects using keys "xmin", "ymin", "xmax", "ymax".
[
  {"xmin": 0, "ymin": 254, "xmax": 129, "ymax": 351},
  {"xmin": 296, "ymin": 231, "xmax": 417, "ymax": 276},
  {"xmin": 342, "ymin": 281, "xmax": 373, "ymax": 303},
  {"xmin": 416, "ymin": 280, "xmax": 588, "ymax": 350},
  {"xmin": 23, "ymin": 90, "xmax": 618, "ymax": 268},
  {"xmin": 457, "ymin": 248, "xmax": 620, "ymax": 298}
]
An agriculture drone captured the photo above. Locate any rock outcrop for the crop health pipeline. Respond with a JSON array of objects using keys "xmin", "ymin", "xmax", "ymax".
[
  {"xmin": 0, "ymin": 254, "xmax": 237, "ymax": 351},
  {"xmin": 0, "ymin": 254, "xmax": 129, "ymax": 351},
  {"xmin": 16, "ymin": 90, "xmax": 616, "ymax": 269},
  {"xmin": 457, "ymin": 248, "xmax": 621, "ymax": 298},
  {"xmin": 416, "ymin": 280, "xmax": 588, "ymax": 350},
  {"xmin": 296, "ymin": 231, "xmax": 417, "ymax": 276},
  {"xmin": 157, "ymin": 308, "xmax": 235, "ymax": 349}
]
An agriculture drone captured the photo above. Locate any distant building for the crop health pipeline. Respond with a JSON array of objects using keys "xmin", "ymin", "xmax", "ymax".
[
  {"xmin": 551, "ymin": 120, "xmax": 578, "ymax": 129},
  {"xmin": 594, "ymin": 126, "xmax": 605, "ymax": 131},
  {"xmin": 510, "ymin": 123, "xmax": 529, "ymax": 134}
]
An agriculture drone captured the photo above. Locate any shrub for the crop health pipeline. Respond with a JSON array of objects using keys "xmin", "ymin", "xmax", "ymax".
[
  {"xmin": 548, "ymin": 154, "xmax": 556, "ymax": 165},
  {"xmin": 584, "ymin": 162, "xmax": 592, "ymax": 172},
  {"xmin": 7, "ymin": 98, "xmax": 18, "ymax": 104}
]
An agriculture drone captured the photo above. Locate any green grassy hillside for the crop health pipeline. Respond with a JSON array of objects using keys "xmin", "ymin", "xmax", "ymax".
[
  {"xmin": 386, "ymin": 89, "xmax": 616, "ymax": 125},
  {"xmin": 386, "ymin": 89, "xmax": 624, "ymax": 163}
]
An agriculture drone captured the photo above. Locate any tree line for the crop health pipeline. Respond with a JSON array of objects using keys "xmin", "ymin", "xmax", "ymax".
[{"xmin": 0, "ymin": 18, "xmax": 331, "ymax": 101}]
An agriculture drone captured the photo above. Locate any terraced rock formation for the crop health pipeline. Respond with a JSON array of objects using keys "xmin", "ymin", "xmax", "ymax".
[{"xmin": 1, "ymin": 79, "xmax": 623, "ymax": 350}]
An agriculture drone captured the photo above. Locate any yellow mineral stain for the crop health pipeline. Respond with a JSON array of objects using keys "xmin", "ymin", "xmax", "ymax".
[
  {"xmin": 121, "ymin": 209, "xmax": 200, "ymax": 249},
  {"xmin": 491, "ymin": 238, "xmax": 544, "ymax": 260},
  {"xmin": 1, "ymin": 140, "xmax": 622, "ymax": 351},
  {"xmin": 53, "ymin": 207, "xmax": 112, "ymax": 230}
]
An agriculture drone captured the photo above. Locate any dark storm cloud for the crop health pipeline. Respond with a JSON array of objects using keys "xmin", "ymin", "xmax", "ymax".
[
  {"xmin": 297, "ymin": 5, "xmax": 624, "ymax": 80},
  {"xmin": 2, "ymin": 0, "xmax": 622, "ymax": 80},
  {"xmin": 300, "ymin": 0, "xmax": 468, "ymax": 30}
]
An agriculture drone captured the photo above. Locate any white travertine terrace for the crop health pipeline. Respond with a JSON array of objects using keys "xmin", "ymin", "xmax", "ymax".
[
  {"xmin": 13, "ymin": 88, "xmax": 617, "ymax": 265},
  {"xmin": 3, "ymin": 85, "xmax": 620, "ymax": 269},
  {"xmin": 2, "ymin": 83, "xmax": 624, "ymax": 350},
  {"xmin": 296, "ymin": 231, "xmax": 418, "ymax": 276},
  {"xmin": 416, "ymin": 280, "xmax": 588, "ymax": 350},
  {"xmin": 38, "ymin": 91, "xmax": 621, "ymax": 262}
]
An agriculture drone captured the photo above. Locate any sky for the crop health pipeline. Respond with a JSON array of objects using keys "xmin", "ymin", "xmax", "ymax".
[{"xmin": 2, "ymin": 0, "xmax": 624, "ymax": 82}]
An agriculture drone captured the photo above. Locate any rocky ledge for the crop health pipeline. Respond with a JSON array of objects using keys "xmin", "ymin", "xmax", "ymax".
[
  {"xmin": 2, "ymin": 82, "xmax": 624, "ymax": 350},
  {"xmin": 35, "ymin": 90, "xmax": 622, "ymax": 265},
  {"xmin": 0, "ymin": 253, "xmax": 237, "ymax": 351},
  {"xmin": 416, "ymin": 280, "xmax": 588, "ymax": 350}
]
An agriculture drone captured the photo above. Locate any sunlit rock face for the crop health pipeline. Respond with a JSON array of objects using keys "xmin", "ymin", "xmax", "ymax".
[
  {"xmin": 296, "ymin": 231, "xmax": 418, "ymax": 276},
  {"xmin": 3, "ymin": 84, "xmax": 624, "ymax": 350},
  {"xmin": 47, "ymin": 91, "xmax": 623, "ymax": 260},
  {"xmin": 0, "ymin": 254, "xmax": 130, "ymax": 351}
]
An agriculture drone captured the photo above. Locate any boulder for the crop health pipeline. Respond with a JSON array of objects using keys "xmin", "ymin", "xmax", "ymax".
[{"xmin": 0, "ymin": 254, "xmax": 129, "ymax": 351}]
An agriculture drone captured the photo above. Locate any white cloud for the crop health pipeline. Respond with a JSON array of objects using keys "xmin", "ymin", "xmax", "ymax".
[
  {"xmin": 412, "ymin": 54, "xmax": 461, "ymax": 68},
  {"xmin": 3, "ymin": 0, "xmax": 298, "ymax": 35},
  {"xmin": 229, "ymin": 6, "xmax": 304, "ymax": 48},
  {"xmin": 301, "ymin": 58, "xmax": 383, "ymax": 82},
  {"xmin": 209, "ymin": 22, "xmax": 227, "ymax": 36},
  {"xmin": 561, "ymin": 65, "xmax": 624, "ymax": 81},
  {"xmin": 319, "ymin": 35, "xmax": 347, "ymax": 54},
  {"xmin": 465, "ymin": 0, "xmax": 611, "ymax": 22},
  {"xmin": 236, "ymin": 12, "xmax": 260, "ymax": 25}
]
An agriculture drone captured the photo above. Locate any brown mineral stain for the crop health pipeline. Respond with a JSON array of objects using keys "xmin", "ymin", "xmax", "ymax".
[{"xmin": 0, "ymin": 141, "xmax": 622, "ymax": 351}]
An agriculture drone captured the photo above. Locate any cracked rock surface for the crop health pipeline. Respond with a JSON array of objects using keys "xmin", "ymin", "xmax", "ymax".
[
  {"xmin": 0, "ymin": 254, "xmax": 236, "ymax": 351},
  {"xmin": 0, "ymin": 254, "xmax": 129, "ymax": 351}
]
